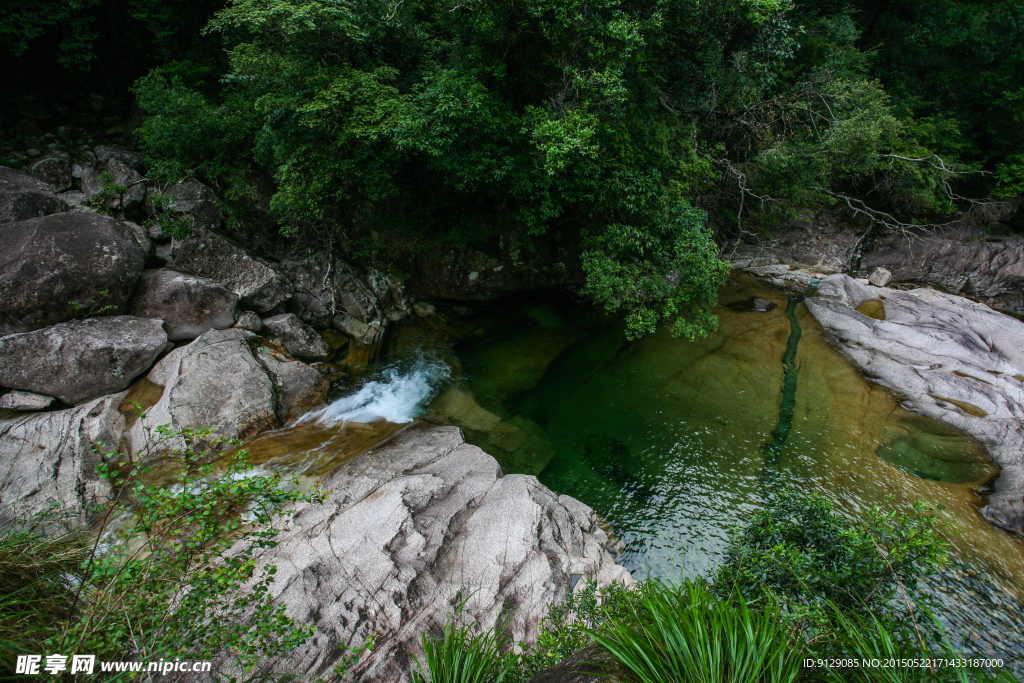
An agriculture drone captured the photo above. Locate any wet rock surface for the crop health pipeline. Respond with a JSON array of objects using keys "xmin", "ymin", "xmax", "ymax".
[
  {"xmin": 0, "ymin": 316, "xmax": 168, "ymax": 405},
  {"xmin": 0, "ymin": 211, "xmax": 147, "ymax": 335},
  {"xmin": 254, "ymin": 345, "xmax": 329, "ymax": 423},
  {"xmin": 806, "ymin": 274, "xmax": 1024, "ymax": 531},
  {"xmin": 0, "ymin": 392, "xmax": 125, "ymax": 529},
  {"xmin": 128, "ymin": 268, "xmax": 238, "ymax": 341},
  {"xmin": 210, "ymin": 424, "xmax": 632, "ymax": 683}
]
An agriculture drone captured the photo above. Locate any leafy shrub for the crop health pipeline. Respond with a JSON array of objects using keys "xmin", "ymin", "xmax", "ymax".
[
  {"xmin": 714, "ymin": 489, "xmax": 947, "ymax": 620},
  {"xmin": 0, "ymin": 421, "xmax": 334, "ymax": 680}
]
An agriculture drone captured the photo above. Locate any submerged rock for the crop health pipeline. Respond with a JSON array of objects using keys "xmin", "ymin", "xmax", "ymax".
[
  {"xmin": 0, "ymin": 212, "xmax": 147, "ymax": 335},
  {"xmin": 0, "ymin": 392, "xmax": 125, "ymax": 529},
  {"xmin": 210, "ymin": 424, "xmax": 632, "ymax": 682},
  {"xmin": 806, "ymin": 274, "xmax": 1024, "ymax": 531},
  {"xmin": 0, "ymin": 316, "xmax": 168, "ymax": 405}
]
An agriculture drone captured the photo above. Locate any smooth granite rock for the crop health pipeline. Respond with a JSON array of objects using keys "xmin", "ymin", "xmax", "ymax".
[
  {"xmin": 206, "ymin": 424, "xmax": 633, "ymax": 683},
  {"xmin": 0, "ymin": 392, "xmax": 125, "ymax": 529},
  {"xmin": 806, "ymin": 274, "xmax": 1024, "ymax": 531},
  {"xmin": 128, "ymin": 268, "xmax": 238, "ymax": 341},
  {"xmin": 0, "ymin": 316, "xmax": 168, "ymax": 405}
]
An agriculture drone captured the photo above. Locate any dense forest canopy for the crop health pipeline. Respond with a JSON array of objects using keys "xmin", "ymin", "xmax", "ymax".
[{"xmin": 3, "ymin": 0, "xmax": 1022, "ymax": 338}]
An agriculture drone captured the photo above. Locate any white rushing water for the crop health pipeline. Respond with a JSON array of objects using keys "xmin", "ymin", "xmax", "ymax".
[{"xmin": 302, "ymin": 355, "xmax": 451, "ymax": 426}]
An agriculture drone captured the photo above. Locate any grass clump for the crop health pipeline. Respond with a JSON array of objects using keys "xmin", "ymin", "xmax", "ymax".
[
  {"xmin": 411, "ymin": 618, "xmax": 511, "ymax": 683},
  {"xmin": 588, "ymin": 580, "xmax": 804, "ymax": 683}
]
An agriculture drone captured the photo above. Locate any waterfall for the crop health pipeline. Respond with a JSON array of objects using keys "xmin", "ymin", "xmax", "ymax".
[{"xmin": 302, "ymin": 355, "xmax": 451, "ymax": 426}]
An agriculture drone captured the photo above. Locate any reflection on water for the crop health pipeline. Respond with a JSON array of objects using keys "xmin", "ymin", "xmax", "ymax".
[{"xmin": 387, "ymin": 274, "xmax": 1024, "ymax": 666}]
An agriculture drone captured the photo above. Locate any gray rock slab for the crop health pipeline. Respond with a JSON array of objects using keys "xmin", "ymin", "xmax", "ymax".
[
  {"xmin": 0, "ymin": 316, "xmax": 168, "ymax": 405},
  {"xmin": 0, "ymin": 392, "xmax": 125, "ymax": 529},
  {"xmin": 128, "ymin": 268, "xmax": 238, "ymax": 341},
  {"xmin": 806, "ymin": 274, "xmax": 1024, "ymax": 531},
  {"xmin": 209, "ymin": 424, "xmax": 633, "ymax": 683}
]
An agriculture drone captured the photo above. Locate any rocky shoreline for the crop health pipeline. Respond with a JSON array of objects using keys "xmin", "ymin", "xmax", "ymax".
[{"xmin": 0, "ymin": 157, "xmax": 634, "ymax": 681}]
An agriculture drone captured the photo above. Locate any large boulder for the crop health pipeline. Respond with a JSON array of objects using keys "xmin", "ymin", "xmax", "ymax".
[
  {"xmin": 144, "ymin": 179, "xmax": 223, "ymax": 231},
  {"xmin": 126, "ymin": 328, "xmax": 277, "ymax": 454},
  {"xmin": 254, "ymin": 346, "xmax": 329, "ymax": 423},
  {"xmin": 29, "ymin": 157, "xmax": 72, "ymax": 193},
  {"xmin": 170, "ymin": 233, "xmax": 291, "ymax": 313},
  {"xmin": 0, "ymin": 316, "xmax": 168, "ymax": 405},
  {"xmin": 0, "ymin": 166, "xmax": 67, "ymax": 224},
  {"xmin": 128, "ymin": 269, "xmax": 238, "ymax": 341},
  {"xmin": 806, "ymin": 275, "xmax": 1024, "ymax": 531},
  {"xmin": 280, "ymin": 256, "xmax": 409, "ymax": 344},
  {"xmin": 261, "ymin": 313, "xmax": 331, "ymax": 361},
  {"xmin": 81, "ymin": 157, "xmax": 147, "ymax": 211},
  {"xmin": 0, "ymin": 212, "xmax": 148, "ymax": 335},
  {"xmin": 0, "ymin": 392, "xmax": 125, "ymax": 529},
  {"xmin": 210, "ymin": 424, "xmax": 632, "ymax": 682}
]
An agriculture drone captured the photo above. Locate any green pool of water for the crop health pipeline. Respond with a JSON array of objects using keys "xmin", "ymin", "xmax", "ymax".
[{"xmin": 387, "ymin": 274, "xmax": 1024, "ymax": 664}]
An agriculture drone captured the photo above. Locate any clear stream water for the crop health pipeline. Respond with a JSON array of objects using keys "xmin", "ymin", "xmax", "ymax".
[{"xmin": 241, "ymin": 274, "xmax": 1024, "ymax": 666}]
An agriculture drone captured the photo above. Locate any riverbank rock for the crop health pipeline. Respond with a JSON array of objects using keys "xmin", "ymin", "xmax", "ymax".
[
  {"xmin": 144, "ymin": 179, "xmax": 223, "ymax": 232},
  {"xmin": 0, "ymin": 212, "xmax": 147, "ymax": 335},
  {"xmin": 806, "ymin": 274, "xmax": 1024, "ymax": 531},
  {"xmin": 261, "ymin": 313, "xmax": 331, "ymax": 361},
  {"xmin": 729, "ymin": 209, "xmax": 861, "ymax": 275},
  {"xmin": 128, "ymin": 269, "xmax": 238, "ymax": 341},
  {"xmin": 861, "ymin": 229, "xmax": 1024, "ymax": 317},
  {"xmin": 170, "ymin": 233, "xmax": 291, "ymax": 313},
  {"xmin": 280, "ymin": 256, "xmax": 409, "ymax": 344},
  {"xmin": 0, "ymin": 166, "xmax": 67, "ymax": 223},
  {"xmin": 0, "ymin": 392, "xmax": 125, "ymax": 530},
  {"xmin": 211, "ymin": 424, "xmax": 632, "ymax": 683},
  {"xmin": 126, "ymin": 328, "xmax": 277, "ymax": 454},
  {"xmin": 0, "ymin": 317, "xmax": 168, "ymax": 405},
  {"xmin": 254, "ymin": 347, "xmax": 329, "ymax": 423},
  {"xmin": 0, "ymin": 391, "xmax": 56, "ymax": 411}
]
